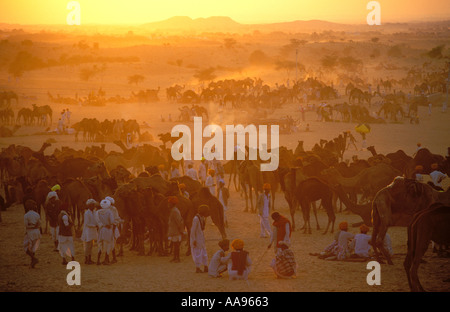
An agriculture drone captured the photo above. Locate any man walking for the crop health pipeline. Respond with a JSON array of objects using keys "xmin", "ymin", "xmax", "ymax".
[
  {"xmin": 23, "ymin": 200, "xmax": 41, "ymax": 268},
  {"xmin": 58, "ymin": 206, "xmax": 76, "ymax": 265},
  {"xmin": 257, "ymin": 184, "xmax": 272, "ymax": 238}
]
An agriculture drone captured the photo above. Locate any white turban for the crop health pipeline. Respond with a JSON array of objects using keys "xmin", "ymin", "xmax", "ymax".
[
  {"xmin": 100, "ymin": 199, "xmax": 111, "ymax": 209},
  {"xmin": 86, "ymin": 199, "xmax": 98, "ymax": 206},
  {"xmin": 47, "ymin": 191, "xmax": 59, "ymax": 200},
  {"xmin": 105, "ymin": 196, "xmax": 115, "ymax": 205}
]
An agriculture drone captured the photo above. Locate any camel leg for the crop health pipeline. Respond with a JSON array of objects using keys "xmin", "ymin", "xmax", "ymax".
[
  {"xmin": 271, "ymin": 190, "xmax": 276, "ymax": 211},
  {"xmin": 289, "ymin": 201, "xmax": 296, "ymax": 231},
  {"xmin": 249, "ymin": 187, "xmax": 254, "ymax": 213},
  {"xmin": 300, "ymin": 203, "xmax": 307, "ymax": 233},
  {"xmin": 312, "ymin": 201, "xmax": 320, "ymax": 230},
  {"xmin": 243, "ymin": 185, "xmax": 249, "ymax": 212},
  {"xmin": 403, "ymin": 251, "xmax": 414, "ymax": 291},
  {"xmin": 410, "ymin": 253, "xmax": 427, "ymax": 292}
]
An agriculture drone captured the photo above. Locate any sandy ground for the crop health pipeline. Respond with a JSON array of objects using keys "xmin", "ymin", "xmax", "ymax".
[{"xmin": 1, "ymin": 102, "xmax": 450, "ymax": 292}]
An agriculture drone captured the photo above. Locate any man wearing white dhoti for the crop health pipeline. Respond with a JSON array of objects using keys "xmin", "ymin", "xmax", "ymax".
[
  {"xmin": 81, "ymin": 199, "xmax": 99, "ymax": 265},
  {"xmin": 257, "ymin": 184, "xmax": 273, "ymax": 238},
  {"xmin": 96, "ymin": 199, "xmax": 115, "ymax": 265},
  {"xmin": 58, "ymin": 207, "xmax": 75, "ymax": 265},
  {"xmin": 23, "ymin": 200, "xmax": 41, "ymax": 268},
  {"xmin": 105, "ymin": 196, "xmax": 122, "ymax": 264},
  {"xmin": 190, "ymin": 205, "xmax": 209, "ymax": 273}
]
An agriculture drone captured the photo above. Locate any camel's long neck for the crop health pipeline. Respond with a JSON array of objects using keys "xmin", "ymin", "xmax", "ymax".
[
  {"xmin": 335, "ymin": 186, "xmax": 372, "ymax": 225},
  {"xmin": 327, "ymin": 169, "xmax": 363, "ymax": 187}
]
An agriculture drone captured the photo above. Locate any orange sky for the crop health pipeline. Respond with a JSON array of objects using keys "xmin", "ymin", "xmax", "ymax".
[{"xmin": 0, "ymin": 0, "xmax": 449, "ymax": 25}]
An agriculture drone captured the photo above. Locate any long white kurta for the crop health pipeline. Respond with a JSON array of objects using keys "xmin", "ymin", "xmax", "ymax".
[
  {"xmin": 96, "ymin": 208, "xmax": 114, "ymax": 254},
  {"xmin": 186, "ymin": 168, "xmax": 199, "ymax": 181},
  {"xmin": 259, "ymin": 194, "xmax": 272, "ymax": 237},
  {"xmin": 58, "ymin": 214, "xmax": 75, "ymax": 258},
  {"xmin": 23, "ymin": 210, "xmax": 41, "ymax": 253},
  {"xmin": 190, "ymin": 215, "xmax": 208, "ymax": 267},
  {"xmin": 198, "ymin": 163, "xmax": 207, "ymax": 183},
  {"xmin": 81, "ymin": 209, "xmax": 98, "ymax": 242},
  {"xmin": 205, "ymin": 176, "xmax": 216, "ymax": 196},
  {"xmin": 108, "ymin": 205, "xmax": 122, "ymax": 239}
]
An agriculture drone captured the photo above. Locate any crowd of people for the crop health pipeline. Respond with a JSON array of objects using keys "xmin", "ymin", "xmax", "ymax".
[
  {"xmin": 23, "ymin": 185, "xmax": 123, "ymax": 268},
  {"xmin": 22, "ymin": 174, "xmax": 298, "ymax": 280},
  {"xmin": 28, "ymin": 146, "xmax": 446, "ymax": 281},
  {"xmin": 311, "ymin": 221, "xmax": 393, "ymax": 261}
]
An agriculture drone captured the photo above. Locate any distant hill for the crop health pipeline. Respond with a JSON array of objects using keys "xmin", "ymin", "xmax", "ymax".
[
  {"xmin": 141, "ymin": 16, "xmax": 244, "ymax": 32},
  {"xmin": 140, "ymin": 16, "xmax": 450, "ymax": 34}
]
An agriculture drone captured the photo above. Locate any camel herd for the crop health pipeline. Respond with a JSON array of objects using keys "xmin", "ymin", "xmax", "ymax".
[{"xmin": 0, "ymin": 130, "xmax": 449, "ymax": 291}]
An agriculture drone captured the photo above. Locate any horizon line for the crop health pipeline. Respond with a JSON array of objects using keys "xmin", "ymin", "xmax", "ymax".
[{"xmin": 1, "ymin": 15, "xmax": 449, "ymax": 28}]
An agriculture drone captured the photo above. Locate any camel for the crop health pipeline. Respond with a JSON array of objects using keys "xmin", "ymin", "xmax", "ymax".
[
  {"xmin": 321, "ymin": 162, "xmax": 401, "ymax": 203},
  {"xmin": 109, "ymin": 165, "xmax": 133, "ymax": 185},
  {"xmin": 31, "ymin": 153, "xmax": 109, "ymax": 182},
  {"xmin": 170, "ymin": 176, "xmax": 202, "ymax": 197},
  {"xmin": 278, "ymin": 167, "xmax": 309, "ymax": 217},
  {"xmin": 190, "ymin": 187, "xmax": 227, "ymax": 240},
  {"xmin": 0, "ymin": 91, "xmax": 19, "ymax": 106},
  {"xmin": 293, "ymin": 177, "xmax": 335, "ymax": 234},
  {"xmin": 105, "ymin": 141, "xmax": 165, "ymax": 174},
  {"xmin": 371, "ymin": 177, "xmax": 440, "ymax": 265},
  {"xmin": 0, "ymin": 125, "xmax": 20, "ymax": 137},
  {"xmin": 238, "ymin": 160, "xmax": 262, "ymax": 213},
  {"xmin": 0, "ymin": 107, "xmax": 14, "ymax": 124},
  {"xmin": 333, "ymin": 185, "xmax": 372, "ymax": 227},
  {"xmin": 129, "ymin": 175, "xmax": 171, "ymax": 195},
  {"xmin": 82, "ymin": 176, "xmax": 117, "ymax": 201},
  {"xmin": 60, "ymin": 178, "xmax": 93, "ymax": 231},
  {"xmin": 16, "ymin": 108, "xmax": 34, "ymax": 125},
  {"xmin": 113, "ymin": 183, "xmax": 167, "ymax": 256},
  {"xmin": 349, "ymin": 88, "xmax": 371, "ymax": 105},
  {"xmin": 32, "ymin": 104, "xmax": 52, "ymax": 126},
  {"xmin": 33, "ymin": 179, "xmax": 51, "ymax": 232},
  {"xmin": 404, "ymin": 203, "xmax": 450, "ymax": 292},
  {"xmin": 377, "ymin": 101, "xmax": 405, "ymax": 122}
]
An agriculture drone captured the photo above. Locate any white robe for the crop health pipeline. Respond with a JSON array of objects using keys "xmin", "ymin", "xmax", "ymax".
[
  {"xmin": 96, "ymin": 208, "xmax": 114, "ymax": 253},
  {"xmin": 81, "ymin": 209, "xmax": 98, "ymax": 242},
  {"xmin": 190, "ymin": 215, "xmax": 208, "ymax": 267}
]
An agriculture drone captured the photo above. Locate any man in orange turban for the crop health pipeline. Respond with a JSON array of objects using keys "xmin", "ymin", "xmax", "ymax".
[
  {"xmin": 350, "ymin": 224, "xmax": 371, "ymax": 259},
  {"xmin": 228, "ymin": 239, "xmax": 252, "ymax": 280}
]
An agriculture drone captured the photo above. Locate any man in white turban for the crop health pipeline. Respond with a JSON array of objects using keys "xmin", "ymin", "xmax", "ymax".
[
  {"xmin": 105, "ymin": 196, "xmax": 122, "ymax": 263},
  {"xmin": 58, "ymin": 205, "xmax": 75, "ymax": 265},
  {"xmin": 96, "ymin": 199, "xmax": 115, "ymax": 265},
  {"xmin": 81, "ymin": 199, "xmax": 99, "ymax": 265}
]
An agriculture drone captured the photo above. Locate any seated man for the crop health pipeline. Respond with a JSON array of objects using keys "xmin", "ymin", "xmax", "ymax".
[{"xmin": 208, "ymin": 239, "xmax": 230, "ymax": 278}]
